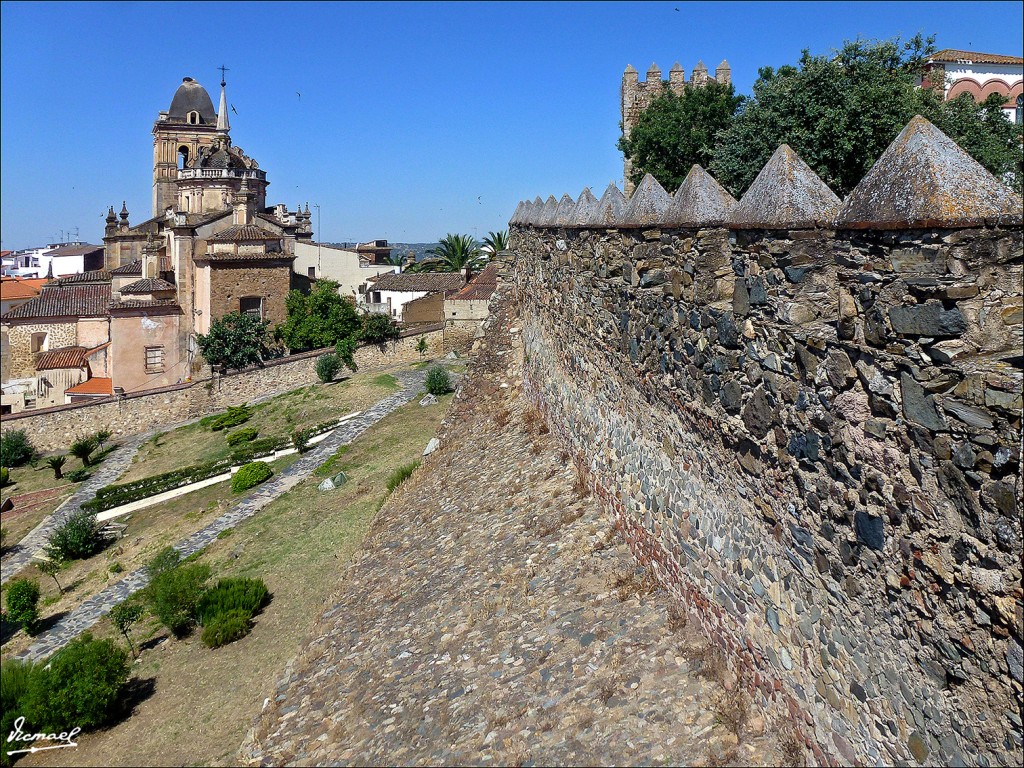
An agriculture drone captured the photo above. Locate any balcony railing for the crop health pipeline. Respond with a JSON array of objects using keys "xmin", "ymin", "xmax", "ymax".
[{"xmin": 177, "ymin": 168, "xmax": 266, "ymax": 181}]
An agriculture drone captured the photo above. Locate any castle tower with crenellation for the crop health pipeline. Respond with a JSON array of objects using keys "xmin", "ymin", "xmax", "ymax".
[{"xmin": 621, "ymin": 59, "xmax": 731, "ymax": 194}]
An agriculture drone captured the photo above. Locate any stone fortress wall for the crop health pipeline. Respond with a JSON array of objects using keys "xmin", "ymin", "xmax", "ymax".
[
  {"xmin": 0, "ymin": 327, "xmax": 445, "ymax": 453},
  {"xmin": 504, "ymin": 116, "xmax": 1022, "ymax": 766}
]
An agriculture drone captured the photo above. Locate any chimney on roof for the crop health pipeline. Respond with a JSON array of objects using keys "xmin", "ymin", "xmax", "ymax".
[{"xmin": 233, "ymin": 178, "xmax": 255, "ymax": 225}]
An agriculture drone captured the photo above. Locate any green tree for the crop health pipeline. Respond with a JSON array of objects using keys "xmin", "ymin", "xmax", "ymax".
[
  {"xmin": 416, "ymin": 336, "xmax": 429, "ymax": 357},
  {"xmin": 482, "ymin": 230, "xmax": 509, "ymax": 256},
  {"xmin": 275, "ymin": 280, "xmax": 362, "ymax": 352},
  {"xmin": 36, "ymin": 557, "xmax": 65, "ymax": 594},
  {"xmin": 415, "ymin": 234, "xmax": 487, "ymax": 273},
  {"xmin": 5, "ymin": 579, "xmax": 40, "ymax": 634},
  {"xmin": 44, "ymin": 509, "xmax": 104, "ymax": 561},
  {"xmin": 68, "ymin": 436, "xmax": 98, "ymax": 467},
  {"xmin": 360, "ymin": 313, "xmax": 402, "ymax": 345},
  {"xmin": 197, "ymin": 311, "xmax": 275, "ymax": 371},
  {"xmin": 109, "ymin": 601, "xmax": 145, "ymax": 658},
  {"xmin": 45, "ymin": 455, "xmax": 67, "ymax": 479},
  {"xmin": 0, "ymin": 429, "xmax": 35, "ymax": 468},
  {"xmin": 711, "ymin": 35, "xmax": 1023, "ymax": 197},
  {"xmin": 619, "ymin": 80, "xmax": 744, "ymax": 191}
]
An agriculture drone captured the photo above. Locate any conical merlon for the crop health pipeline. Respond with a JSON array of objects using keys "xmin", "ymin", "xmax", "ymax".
[
  {"xmin": 590, "ymin": 183, "xmax": 627, "ymax": 227},
  {"xmin": 835, "ymin": 115, "xmax": 1023, "ymax": 229},
  {"xmin": 666, "ymin": 165, "xmax": 737, "ymax": 227},
  {"xmin": 537, "ymin": 195, "xmax": 559, "ymax": 227},
  {"xmin": 621, "ymin": 173, "xmax": 672, "ymax": 228},
  {"xmin": 553, "ymin": 193, "xmax": 577, "ymax": 226},
  {"xmin": 731, "ymin": 145, "xmax": 841, "ymax": 229},
  {"xmin": 570, "ymin": 188, "xmax": 599, "ymax": 227}
]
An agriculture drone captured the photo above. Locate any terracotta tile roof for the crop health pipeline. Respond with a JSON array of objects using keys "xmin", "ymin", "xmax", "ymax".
[
  {"xmin": 65, "ymin": 377, "xmax": 113, "ymax": 397},
  {"xmin": 110, "ymin": 260, "xmax": 143, "ymax": 275},
  {"xmin": 109, "ymin": 298, "xmax": 181, "ymax": 311},
  {"xmin": 929, "ymin": 49, "xmax": 1024, "ymax": 65},
  {"xmin": 0, "ymin": 277, "xmax": 48, "ymax": 301},
  {"xmin": 1, "ymin": 283, "xmax": 112, "ymax": 320},
  {"xmin": 449, "ymin": 264, "xmax": 498, "ymax": 301},
  {"xmin": 36, "ymin": 346, "xmax": 88, "ymax": 371},
  {"xmin": 207, "ymin": 224, "xmax": 282, "ymax": 242},
  {"xmin": 51, "ymin": 270, "xmax": 111, "ymax": 285},
  {"xmin": 369, "ymin": 272, "xmax": 465, "ymax": 293},
  {"xmin": 119, "ymin": 278, "xmax": 176, "ymax": 294}
]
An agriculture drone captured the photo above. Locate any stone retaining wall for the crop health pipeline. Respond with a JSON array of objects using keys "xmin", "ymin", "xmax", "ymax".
[
  {"xmin": 1, "ymin": 327, "xmax": 444, "ymax": 452},
  {"xmin": 504, "ymin": 218, "xmax": 1022, "ymax": 766}
]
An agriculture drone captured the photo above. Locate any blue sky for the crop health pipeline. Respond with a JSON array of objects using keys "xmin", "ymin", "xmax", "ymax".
[{"xmin": 1, "ymin": 1, "xmax": 1021, "ymax": 249}]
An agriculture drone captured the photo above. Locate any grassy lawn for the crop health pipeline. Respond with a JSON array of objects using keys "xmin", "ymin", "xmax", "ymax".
[
  {"xmin": 15, "ymin": 391, "xmax": 452, "ymax": 767},
  {"xmin": 118, "ymin": 365, "xmax": 412, "ymax": 484}
]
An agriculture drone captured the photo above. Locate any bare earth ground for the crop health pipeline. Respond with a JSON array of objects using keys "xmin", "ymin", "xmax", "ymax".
[
  {"xmin": 242, "ymin": 293, "xmax": 791, "ymax": 767},
  {"xmin": 17, "ymin": 389, "xmax": 452, "ymax": 767}
]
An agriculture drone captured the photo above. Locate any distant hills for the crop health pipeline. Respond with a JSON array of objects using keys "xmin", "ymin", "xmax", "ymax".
[{"xmin": 322, "ymin": 242, "xmax": 439, "ymax": 263}]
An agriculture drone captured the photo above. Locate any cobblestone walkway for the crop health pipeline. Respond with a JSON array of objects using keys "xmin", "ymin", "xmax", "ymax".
[
  {"xmin": 1, "ymin": 436, "xmax": 149, "ymax": 584},
  {"xmin": 241, "ymin": 296, "xmax": 785, "ymax": 766},
  {"xmin": 13, "ymin": 370, "xmax": 426, "ymax": 663}
]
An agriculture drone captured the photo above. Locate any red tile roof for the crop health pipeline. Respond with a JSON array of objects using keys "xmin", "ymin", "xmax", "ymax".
[
  {"xmin": 449, "ymin": 263, "xmax": 498, "ymax": 301},
  {"xmin": 110, "ymin": 260, "xmax": 143, "ymax": 275},
  {"xmin": 0, "ymin": 277, "xmax": 48, "ymax": 301},
  {"xmin": 1, "ymin": 283, "xmax": 112, "ymax": 320},
  {"xmin": 65, "ymin": 377, "xmax": 113, "ymax": 397},
  {"xmin": 120, "ymin": 278, "xmax": 176, "ymax": 294},
  {"xmin": 929, "ymin": 49, "xmax": 1024, "ymax": 65},
  {"xmin": 36, "ymin": 346, "xmax": 89, "ymax": 371},
  {"xmin": 207, "ymin": 224, "xmax": 282, "ymax": 242},
  {"xmin": 369, "ymin": 272, "xmax": 465, "ymax": 293}
]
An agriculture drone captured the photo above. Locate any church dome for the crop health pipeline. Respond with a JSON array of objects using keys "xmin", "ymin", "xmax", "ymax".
[{"xmin": 168, "ymin": 77, "xmax": 217, "ymax": 123}]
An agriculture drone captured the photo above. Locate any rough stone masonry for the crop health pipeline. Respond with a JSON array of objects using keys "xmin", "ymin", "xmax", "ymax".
[{"xmin": 505, "ymin": 115, "xmax": 1023, "ymax": 766}]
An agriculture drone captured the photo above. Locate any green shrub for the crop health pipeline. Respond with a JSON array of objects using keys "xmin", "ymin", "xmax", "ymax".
[
  {"xmin": 108, "ymin": 561, "xmax": 123, "ymax": 574},
  {"xmin": 231, "ymin": 461, "xmax": 273, "ymax": 493},
  {"xmin": 143, "ymin": 560, "xmax": 211, "ymax": 638},
  {"xmin": 315, "ymin": 352, "xmax": 341, "ymax": 383},
  {"xmin": 5, "ymin": 579, "xmax": 40, "ymax": 634},
  {"xmin": 94, "ymin": 429, "xmax": 113, "ymax": 447},
  {"xmin": 44, "ymin": 510, "xmax": 104, "ymax": 561},
  {"xmin": 205, "ymin": 405, "xmax": 251, "ymax": 431},
  {"xmin": 200, "ymin": 609, "xmax": 253, "ymax": 649},
  {"xmin": 360, "ymin": 313, "xmax": 402, "ymax": 345},
  {"xmin": 416, "ymin": 336, "xmax": 429, "ymax": 356},
  {"xmin": 425, "ymin": 366, "xmax": 452, "ymax": 396},
  {"xmin": 45, "ymin": 455, "xmax": 67, "ymax": 479},
  {"xmin": 68, "ymin": 436, "xmax": 99, "ymax": 467},
  {"xmin": 147, "ymin": 546, "xmax": 181, "ymax": 577},
  {"xmin": 1, "ymin": 659, "xmax": 41, "ymax": 768},
  {"xmin": 196, "ymin": 577, "xmax": 269, "ymax": 626},
  {"xmin": 0, "ymin": 430, "xmax": 35, "ymax": 468},
  {"xmin": 226, "ymin": 427, "xmax": 259, "ymax": 447},
  {"xmin": 230, "ymin": 437, "xmax": 287, "ymax": 464},
  {"xmin": 65, "ymin": 468, "xmax": 90, "ymax": 482},
  {"xmin": 385, "ymin": 461, "xmax": 420, "ymax": 493},
  {"xmin": 109, "ymin": 600, "xmax": 145, "ymax": 657},
  {"xmin": 292, "ymin": 427, "xmax": 312, "ymax": 454},
  {"xmin": 23, "ymin": 633, "xmax": 130, "ymax": 731},
  {"xmin": 83, "ymin": 458, "xmax": 234, "ymax": 513},
  {"xmin": 0, "ymin": 467, "xmax": 9, "ymax": 487}
]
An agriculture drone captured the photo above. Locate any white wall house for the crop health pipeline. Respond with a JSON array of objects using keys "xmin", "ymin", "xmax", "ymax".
[
  {"xmin": 3, "ymin": 243, "xmax": 104, "ymax": 278},
  {"xmin": 292, "ymin": 241, "xmax": 398, "ymax": 305},
  {"xmin": 923, "ymin": 49, "xmax": 1024, "ymax": 123},
  {"xmin": 364, "ymin": 272, "xmax": 465, "ymax": 322}
]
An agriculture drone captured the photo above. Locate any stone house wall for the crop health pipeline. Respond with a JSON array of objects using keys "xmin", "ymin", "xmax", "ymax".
[
  {"xmin": 504, "ymin": 219, "xmax": 1022, "ymax": 767},
  {"xmin": 1, "ymin": 321, "xmax": 77, "ymax": 381},
  {"xmin": 1, "ymin": 327, "xmax": 444, "ymax": 452},
  {"xmin": 208, "ymin": 261, "xmax": 292, "ymax": 327}
]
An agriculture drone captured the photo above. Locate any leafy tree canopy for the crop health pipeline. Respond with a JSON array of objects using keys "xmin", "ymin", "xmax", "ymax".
[
  {"xmin": 197, "ymin": 312, "xmax": 276, "ymax": 371},
  {"xmin": 619, "ymin": 80, "xmax": 744, "ymax": 191},
  {"xmin": 275, "ymin": 280, "xmax": 362, "ymax": 352},
  {"xmin": 710, "ymin": 35, "xmax": 1023, "ymax": 197}
]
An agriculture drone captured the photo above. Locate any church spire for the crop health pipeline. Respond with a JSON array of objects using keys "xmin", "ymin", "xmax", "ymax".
[{"xmin": 216, "ymin": 65, "xmax": 230, "ymax": 133}]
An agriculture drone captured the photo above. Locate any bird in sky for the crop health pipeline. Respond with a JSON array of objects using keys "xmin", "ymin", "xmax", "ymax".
[
  {"xmin": 231, "ymin": 104, "xmax": 238, "ymax": 115},
  {"xmin": 296, "ymin": 91, "xmax": 302, "ymax": 100}
]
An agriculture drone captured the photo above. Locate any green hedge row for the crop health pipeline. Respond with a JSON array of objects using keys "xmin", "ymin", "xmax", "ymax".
[
  {"xmin": 83, "ymin": 458, "xmax": 234, "ymax": 513},
  {"xmin": 225, "ymin": 427, "xmax": 259, "ymax": 446},
  {"xmin": 230, "ymin": 436, "xmax": 288, "ymax": 464},
  {"xmin": 231, "ymin": 461, "xmax": 272, "ymax": 493},
  {"xmin": 199, "ymin": 404, "xmax": 252, "ymax": 432}
]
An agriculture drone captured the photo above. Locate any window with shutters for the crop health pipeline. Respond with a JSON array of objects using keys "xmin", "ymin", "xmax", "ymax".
[{"xmin": 145, "ymin": 345, "xmax": 165, "ymax": 373}]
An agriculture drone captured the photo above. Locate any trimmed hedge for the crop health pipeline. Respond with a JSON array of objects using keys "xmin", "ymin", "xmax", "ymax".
[
  {"xmin": 230, "ymin": 436, "xmax": 288, "ymax": 464},
  {"xmin": 199, "ymin": 404, "xmax": 252, "ymax": 431},
  {"xmin": 83, "ymin": 458, "xmax": 233, "ymax": 513},
  {"xmin": 226, "ymin": 427, "xmax": 259, "ymax": 447},
  {"xmin": 231, "ymin": 461, "xmax": 272, "ymax": 493}
]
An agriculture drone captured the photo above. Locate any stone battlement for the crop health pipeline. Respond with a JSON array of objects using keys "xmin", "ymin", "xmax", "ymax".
[{"xmin": 503, "ymin": 115, "xmax": 1023, "ymax": 766}]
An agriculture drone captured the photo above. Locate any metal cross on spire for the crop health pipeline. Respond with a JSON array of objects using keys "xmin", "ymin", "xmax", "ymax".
[{"xmin": 218, "ymin": 64, "xmax": 229, "ymax": 86}]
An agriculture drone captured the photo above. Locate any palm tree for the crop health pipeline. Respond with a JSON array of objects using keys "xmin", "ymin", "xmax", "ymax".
[
  {"xmin": 419, "ymin": 234, "xmax": 487, "ymax": 273},
  {"xmin": 482, "ymin": 230, "xmax": 509, "ymax": 256},
  {"xmin": 45, "ymin": 455, "xmax": 67, "ymax": 480}
]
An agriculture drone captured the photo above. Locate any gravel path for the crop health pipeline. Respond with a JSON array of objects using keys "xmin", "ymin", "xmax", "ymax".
[
  {"xmin": 13, "ymin": 370, "xmax": 426, "ymax": 663},
  {"xmin": 240, "ymin": 295, "xmax": 784, "ymax": 767}
]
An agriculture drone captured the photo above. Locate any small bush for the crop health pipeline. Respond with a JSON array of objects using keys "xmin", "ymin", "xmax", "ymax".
[
  {"xmin": 315, "ymin": 352, "xmax": 341, "ymax": 383},
  {"xmin": 65, "ymin": 468, "xmax": 90, "ymax": 482},
  {"xmin": 200, "ymin": 404, "xmax": 251, "ymax": 431},
  {"xmin": 94, "ymin": 429, "xmax": 113, "ymax": 447},
  {"xmin": 201, "ymin": 609, "xmax": 253, "ymax": 649},
  {"xmin": 109, "ymin": 561, "xmax": 123, "ymax": 574},
  {"xmin": 425, "ymin": 366, "xmax": 452, "ymax": 396},
  {"xmin": 143, "ymin": 560, "xmax": 211, "ymax": 638},
  {"xmin": 147, "ymin": 546, "xmax": 181, "ymax": 577},
  {"xmin": 385, "ymin": 461, "xmax": 420, "ymax": 494},
  {"xmin": 0, "ymin": 430, "xmax": 35, "ymax": 468},
  {"xmin": 44, "ymin": 510, "xmax": 104, "ymax": 561},
  {"xmin": 292, "ymin": 427, "xmax": 312, "ymax": 454},
  {"xmin": 0, "ymin": 467, "xmax": 9, "ymax": 487},
  {"xmin": 45, "ymin": 455, "xmax": 67, "ymax": 479},
  {"xmin": 5, "ymin": 579, "xmax": 40, "ymax": 634},
  {"xmin": 226, "ymin": 427, "xmax": 259, "ymax": 447},
  {"xmin": 196, "ymin": 577, "xmax": 269, "ymax": 626},
  {"xmin": 360, "ymin": 313, "xmax": 402, "ymax": 345},
  {"xmin": 1, "ymin": 659, "xmax": 41, "ymax": 768},
  {"xmin": 232, "ymin": 461, "xmax": 273, "ymax": 493},
  {"xmin": 23, "ymin": 633, "xmax": 130, "ymax": 731},
  {"xmin": 416, "ymin": 336, "xmax": 429, "ymax": 356}
]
